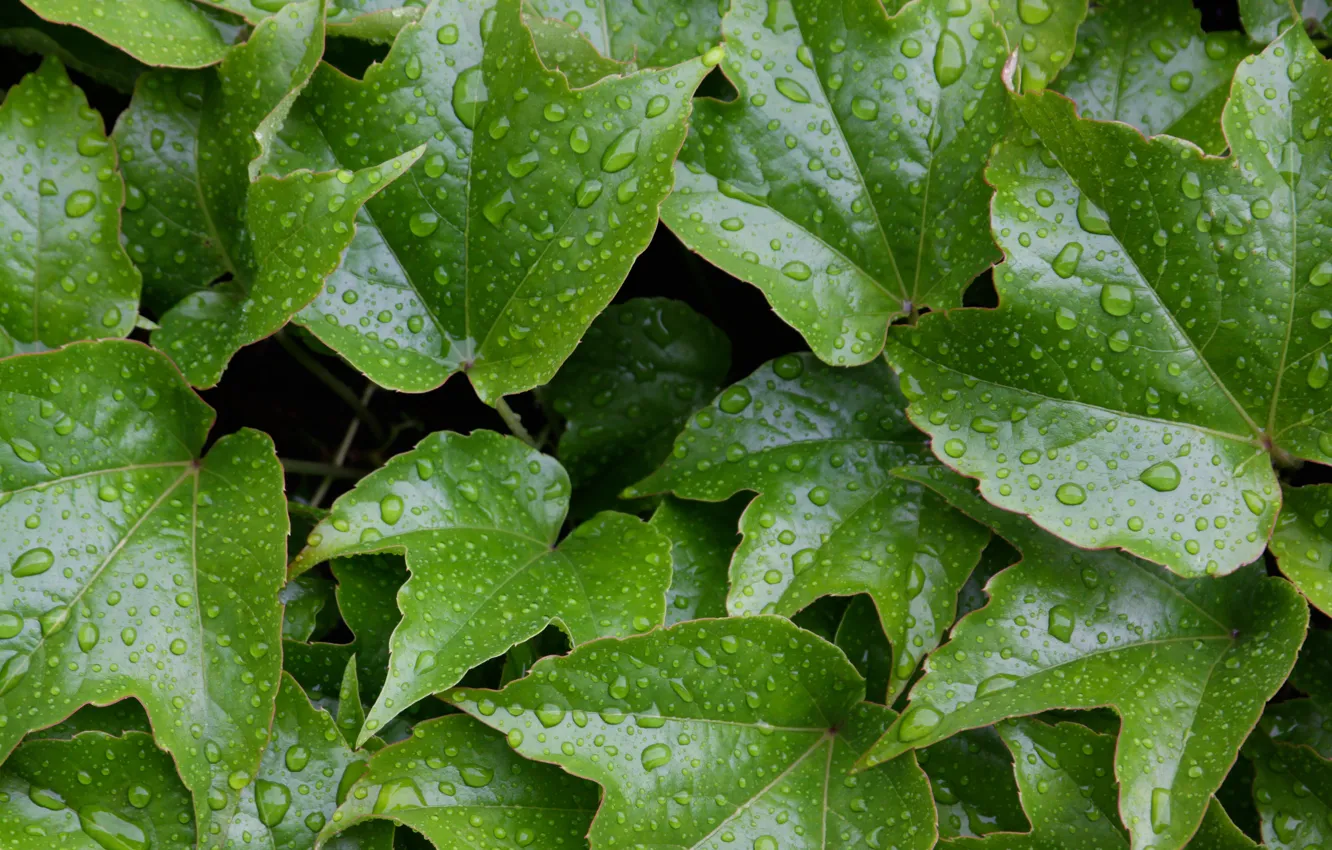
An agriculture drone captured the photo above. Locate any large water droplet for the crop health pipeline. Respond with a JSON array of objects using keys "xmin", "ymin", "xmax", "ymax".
[
  {"xmin": 78, "ymin": 622, "xmax": 99, "ymax": 652},
  {"xmin": 1309, "ymin": 352, "xmax": 1330, "ymax": 389},
  {"xmin": 379, "ymin": 494, "xmax": 404, "ymax": 525},
  {"xmin": 285, "ymin": 745, "xmax": 310, "ymax": 772},
  {"xmin": 373, "ymin": 777, "xmax": 425, "ymax": 813},
  {"xmin": 80, "ymin": 806, "xmax": 148, "ymax": 850},
  {"xmin": 65, "ymin": 190, "xmax": 96, "ymax": 218},
  {"xmin": 409, "ymin": 212, "xmax": 440, "ymax": 237},
  {"xmin": 1051, "ymin": 242, "xmax": 1083, "ymax": 278},
  {"xmin": 601, "ymin": 128, "xmax": 641, "ymax": 173},
  {"xmin": 12, "ymin": 547, "xmax": 54, "ymax": 578},
  {"xmin": 1047, "ymin": 604, "xmax": 1074, "ymax": 642},
  {"xmin": 0, "ymin": 612, "xmax": 22, "ymax": 639},
  {"xmin": 482, "ymin": 190, "xmax": 516, "ymax": 226},
  {"xmin": 1150, "ymin": 787, "xmax": 1172, "ymax": 833},
  {"xmin": 460, "ymin": 765, "xmax": 493, "ymax": 787},
  {"xmin": 255, "ymin": 779, "xmax": 291, "ymax": 827},
  {"xmin": 1017, "ymin": 0, "xmax": 1052, "ymax": 25},
  {"xmin": 933, "ymin": 30, "xmax": 966, "ymax": 87},
  {"xmin": 1076, "ymin": 195, "xmax": 1112, "ymax": 235},
  {"xmin": 0, "ymin": 653, "xmax": 29, "ymax": 695},
  {"xmin": 976, "ymin": 673, "xmax": 1018, "ymax": 696},
  {"xmin": 451, "ymin": 67, "xmax": 487, "ymax": 129},
  {"xmin": 640, "ymin": 743, "xmax": 672, "ymax": 770},
  {"xmin": 1140, "ymin": 460, "xmax": 1181, "ymax": 492},
  {"xmin": 897, "ymin": 705, "xmax": 942, "ymax": 742},
  {"xmin": 774, "ymin": 77, "xmax": 810, "ymax": 103},
  {"xmin": 1055, "ymin": 483, "xmax": 1086, "ymax": 505},
  {"xmin": 1099, "ymin": 284, "xmax": 1133, "ymax": 316}
]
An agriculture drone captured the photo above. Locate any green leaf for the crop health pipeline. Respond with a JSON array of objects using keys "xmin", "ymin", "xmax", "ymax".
[
  {"xmin": 990, "ymin": 0, "xmax": 1087, "ymax": 92},
  {"xmin": 0, "ymin": 340, "xmax": 289, "ymax": 849},
  {"xmin": 281, "ymin": 572, "xmax": 339, "ymax": 641},
  {"xmin": 321, "ymin": 714, "xmax": 599, "ymax": 847},
  {"xmin": 661, "ymin": 0, "xmax": 1008, "ymax": 366},
  {"xmin": 883, "ymin": 24, "xmax": 1332, "ymax": 577},
  {"xmin": 917, "ymin": 727, "xmax": 1027, "ymax": 840},
  {"xmin": 229, "ymin": 673, "xmax": 394, "ymax": 850},
  {"xmin": 860, "ymin": 467, "xmax": 1308, "ymax": 850},
  {"xmin": 449, "ymin": 616, "xmax": 938, "ymax": 850},
  {"xmin": 266, "ymin": 0, "xmax": 713, "ymax": 403},
  {"xmin": 834, "ymin": 595, "xmax": 893, "ymax": 704},
  {"xmin": 1050, "ymin": 0, "xmax": 1249, "ymax": 153},
  {"xmin": 1246, "ymin": 730, "xmax": 1332, "ymax": 850},
  {"xmin": 206, "ymin": 0, "xmax": 421, "ymax": 41},
  {"xmin": 1269, "ymin": 484, "xmax": 1332, "ymax": 615},
  {"xmin": 528, "ymin": 0, "xmax": 722, "ymax": 65},
  {"xmin": 631, "ymin": 353, "xmax": 990, "ymax": 700},
  {"xmin": 0, "ymin": 3, "xmax": 148, "ymax": 93},
  {"xmin": 1240, "ymin": 0, "xmax": 1332, "ymax": 44},
  {"xmin": 543, "ymin": 297, "xmax": 731, "ymax": 518},
  {"xmin": 18, "ymin": 0, "xmax": 233, "ymax": 67},
  {"xmin": 290, "ymin": 430, "xmax": 673, "ymax": 744},
  {"xmin": 0, "ymin": 57, "xmax": 140, "ymax": 348},
  {"xmin": 0, "ymin": 730, "xmax": 196, "ymax": 850},
  {"xmin": 650, "ymin": 496, "xmax": 742, "ymax": 625},
  {"xmin": 943, "ymin": 717, "xmax": 1256, "ymax": 850}
]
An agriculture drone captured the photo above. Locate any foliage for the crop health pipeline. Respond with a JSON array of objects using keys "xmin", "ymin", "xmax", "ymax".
[{"xmin": 2, "ymin": 2, "xmax": 1330, "ymax": 850}]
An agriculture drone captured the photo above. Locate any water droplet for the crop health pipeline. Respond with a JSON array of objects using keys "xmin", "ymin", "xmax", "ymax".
[
  {"xmin": 64, "ymin": 190, "xmax": 96, "ymax": 218},
  {"xmin": 78, "ymin": 623, "xmax": 99, "ymax": 652},
  {"xmin": 1151, "ymin": 787, "xmax": 1172, "ymax": 833},
  {"xmin": 851, "ymin": 98, "xmax": 878, "ymax": 121},
  {"xmin": 1076, "ymin": 195, "xmax": 1112, "ymax": 235},
  {"xmin": 1180, "ymin": 172, "xmax": 1202, "ymax": 200},
  {"xmin": 373, "ymin": 777, "xmax": 424, "ymax": 813},
  {"xmin": 482, "ymin": 189, "xmax": 516, "ymax": 226},
  {"xmin": 719, "ymin": 385, "xmax": 752, "ymax": 414},
  {"xmin": 1047, "ymin": 604, "xmax": 1074, "ymax": 642},
  {"xmin": 1309, "ymin": 352, "xmax": 1330, "ymax": 389},
  {"xmin": 1170, "ymin": 71, "xmax": 1193, "ymax": 92},
  {"xmin": 256, "ymin": 779, "xmax": 291, "ymax": 827},
  {"xmin": 976, "ymin": 673, "xmax": 1018, "ymax": 696},
  {"xmin": 460, "ymin": 765, "xmax": 493, "ymax": 787},
  {"xmin": 451, "ymin": 67, "xmax": 486, "ymax": 129},
  {"xmin": 600, "ymin": 128, "xmax": 640, "ymax": 173},
  {"xmin": 536, "ymin": 704, "xmax": 566, "ymax": 727},
  {"xmin": 1099, "ymin": 284, "xmax": 1132, "ymax": 316},
  {"xmin": 507, "ymin": 150, "xmax": 540, "ymax": 178},
  {"xmin": 641, "ymin": 743, "xmax": 672, "ymax": 770},
  {"xmin": 286, "ymin": 745, "xmax": 310, "ymax": 772},
  {"xmin": 645, "ymin": 95, "xmax": 669, "ymax": 118},
  {"xmin": 1017, "ymin": 0, "xmax": 1052, "ymax": 25},
  {"xmin": 575, "ymin": 179, "xmax": 603, "ymax": 207},
  {"xmin": 897, "ymin": 705, "xmax": 942, "ymax": 742},
  {"xmin": 1051, "ymin": 242, "xmax": 1083, "ymax": 278},
  {"xmin": 12, "ymin": 547, "xmax": 54, "ymax": 578},
  {"xmin": 228, "ymin": 771, "xmax": 250, "ymax": 790},
  {"xmin": 409, "ymin": 212, "xmax": 440, "ymax": 237},
  {"xmin": 1243, "ymin": 490, "xmax": 1266, "ymax": 516},
  {"xmin": 125, "ymin": 785, "xmax": 151, "ymax": 809},
  {"xmin": 0, "ymin": 612, "xmax": 21, "ymax": 639},
  {"xmin": 80, "ymin": 806, "xmax": 148, "ymax": 850},
  {"xmin": 933, "ymin": 30, "xmax": 966, "ymax": 87},
  {"xmin": 1140, "ymin": 460, "xmax": 1181, "ymax": 492},
  {"xmin": 9, "ymin": 437, "xmax": 40, "ymax": 462},
  {"xmin": 1055, "ymin": 483, "xmax": 1086, "ymax": 505},
  {"xmin": 943, "ymin": 439, "xmax": 966, "ymax": 458},
  {"xmin": 78, "ymin": 133, "xmax": 109, "ymax": 157},
  {"xmin": 437, "ymin": 23, "xmax": 458, "ymax": 43},
  {"xmin": 0, "ymin": 653, "xmax": 29, "ymax": 695},
  {"xmin": 379, "ymin": 494, "xmax": 404, "ymax": 525},
  {"xmin": 781, "ymin": 260, "xmax": 811, "ymax": 281},
  {"xmin": 774, "ymin": 77, "xmax": 810, "ymax": 103}
]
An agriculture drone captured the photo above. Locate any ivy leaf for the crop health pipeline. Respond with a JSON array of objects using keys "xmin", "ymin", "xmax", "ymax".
[
  {"xmin": 990, "ymin": 0, "xmax": 1087, "ymax": 91},
  {"xmin": 860, "ymin": 467, "xmax": 1307, "ymax": 850},
  {"xmin": 0, "ymin": 730, "xmax": 196, "ymax": 850},
  {"xmin": 1245, "ymin": 729, "xmax": 1332, "ymax": 850},
  {"xmin": 0, "ymin": 340, "xmax": 289, "ymax": 849},
  {"xmin": 527, "ymin": 0, "xmax": 722, "ymax": 65},
  {"xmin": 0, "ymin": 57, "xmax": 140, "ymax": 348},
  {"xmin": 1239, "ymin": 0, "xmax": 1331, "ymax": 44},
  {"xmin": 0, "ymin": 3, "xmax": 148, "ymax": 93},
  {"xmin": 544, "ymin": 297, "xmax": 731, "ymax": 518},
  {"xmin": 321, "ymin": 714, "xmax": 599, "ymax": 847},
  {"xmin": 835, "ymin": 595, "xmax": 894, "ymax": 703},
  {"xmin": 943, "ymin": 717, "xmax": 1257, "ymax": 850},
  {"xmin": 1050, "ymin": 0, "xmax": 1249, "ymax": 153},
  {"xmin": 205, "ymin": 0, "xmax": 420, "ymax": 42},
  {"xmin": 917, "ymin": 727, "xmax": 1027, "ymax": 840},
  {"xmin": 449, "ymin": 616, "xmax": 938, "ymax": 850},
  {"xmin": 630, "ymin": 353, "xmax": 990, "ymax": 700},
  {"xmin": 289, "ymin": 430, "xmax": 673, "ymax": 744},
  {"xmin": 17, "ymin": 0, "xmax": 233, "ymax": 67},
  {"xmin": 661, "ymin": 0, "xmax": 1008, "ymax": 366},
  {"xmin": 1256, "ymin": 629, "xmax": 1332, "ymax": 756},
  {"xmin": 651, "ymin": 496, "xmax": 742, "ymax": 625},
  {"xmin": 882, "ymin": 24, "xmax": 1332, "ymax": 577},
  {"xmin": 265, "ymin": 0, "xmax": 714, "ymax": 404},
  {"xmin": 1269, "ymin": 484, "xmax": 1332, "ymax": 615},
  {"xmin": 281, "ymin": 572, "xmax": 339, "ymax": 641},
  {"xmin": 229, "ymin": 673, "xmax": 394, "ymax": 850}
]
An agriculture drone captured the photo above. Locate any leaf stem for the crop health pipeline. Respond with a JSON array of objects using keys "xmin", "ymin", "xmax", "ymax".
[
  {"xmin": 495, "ymin": 397, "xmax": 539, "ymax": 449},
  {"xmin": 276, "ymin": 330, "xmax": 386, "ymax": 443}
]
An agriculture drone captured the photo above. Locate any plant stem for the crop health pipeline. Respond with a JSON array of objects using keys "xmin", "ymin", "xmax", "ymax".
[
  {"xmin": 276, "ymin": 330, "xmax": 386, "ymax": 443},
  {"xmin": 495, "ymin": 397, "xmax": 539, "ymax": 449},
  {"xmin": 312, "ymin": 384, "xmax": 376, "ymax": 507}
]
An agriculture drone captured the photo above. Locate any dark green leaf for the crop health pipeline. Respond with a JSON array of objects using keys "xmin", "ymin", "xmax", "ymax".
[
  {"xmin": 0, "ymin": 3, "xmax": 147, "ymax": 93},
  {"xmin": 18, "ymin": 0, "xmax": 233, "ymax": 67},
  {"xmin": 1246, "ymin": 729, "xmax": 1332, "ymax": 850},
  {"xmin": 290, "ymin": 430, "xmax": 673, "ymax": 744},
  {"xmin": 917, "ymin": 727, "xmax": 1027, "ymax": 840},
  {"xmin": 1051, "ymin": 0, "xmax": 1249, "ymax": 153},
  {"xmin": 835, "ymin": 594, "xmax": 893, "ymax": 704},
  {"xmin": 631, "ymin": 353, "xmax": 989, "ymax": 700},
  {"xmin": 322, "ymin": 714, "xmax": 598, "ymax": 848},
  {"xmin": 650, "ymin": 495, "xmax": 742, "ymax": 625},
  {"xmin": 662, "ymin": 0, "xmax": 1008, "ymax": 365},
  {"xmin": 1270, "ymin": 484, "xmax": 1332, "ymax": 615},
  {"xmin": 884, "ymin": 25, "xmax": 1332, "ymax": 576},
  {"xmin": 1239, "ymin": 0, "xmax": 1331, "ymax": 44},
  {"xmin": 861, "ymin": 467, "xmax": 1307, "ymax": 850},
  {"xmin": 450, "ymin": 616, "xmax": 937, "ymax": 850},
  {"xmin": 989, "ymin": 0, "xmax": 1087, "ymax": 91},
  {"xmin": 544, "ymin": 297, "xmax": 730, "ymax": 518},
  {"xmin": 0, "ymin": 57, "xmax": 140, "ymax": 348},
  {"xmin": 280, "ymin": 573, "xmax": 339, "ymax": 642},
  {"xmin": 266, "ymin": 0, "xmax": 713, "ymax": 403},
  {"xmin": 528, "ymin": 0, "xmax": 722, "ymax": 65},
  {"xmin": 0, "ymin": 730, "xmax": 196, "ymax": 850},
  {"xmin": 0, "ymin": 340, "xmax": 289, "ymax": 848}
]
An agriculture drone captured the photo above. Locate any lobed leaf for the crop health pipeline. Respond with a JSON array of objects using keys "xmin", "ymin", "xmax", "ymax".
[
  {"xmin": 631, "ymin": 353, "xmax": 990, "ymax": 700},
  {"xmin": 529, "ymin": 0, "xmax": 723, "ymax": 66},
  {"xmin": 17, "ymin": 0, "xmax": 234, "ymax": 68},
  {"xmin": 0, "ymin": 340, "xmax": 288, "ymax": 849},
  {"xmin": 1239, "ymin": 0, "xmax": 1332, "ymax": 44},
  {"xmin": 662, "ymin": 0, "xmax": 1008, "ymax": 365},
  {"xmin": 1269, "ymin": 483, "xmax": 1332, "ymax": 615},
  {"xmin": 988, "ymin": 0, "xmax": 1087, "ymax": 92},
  {"xmin": 651, "ymin": 495, "xmax": 743, "ymax": 625}
]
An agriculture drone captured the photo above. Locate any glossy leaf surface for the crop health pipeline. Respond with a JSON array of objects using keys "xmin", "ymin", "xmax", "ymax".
[
  {"xmin": 662, "ymin": 0, "xmax": 1008, "ymax": 365},
  {"xmin": 1051, "ymin": 0, "xmax": 1249, "ymax": 153},
  {"xmin": 18, "ymin": 0, "xmax": 232, "ymax": 67},
  {"xmin": 0, "ymin": 57, "xmax": 139, "ymax": 349},
  {"xmin": 290, "ymin": 430, "xmax": 672, "ymax": 744},
  {"xmin": 1239, "ymin": 0, "xmax": 1332, "ymax": 44},
  {"xmin": 544, "ymin": 297, "xmax": 731, "ymax": 518},
  {"xmin": 0, "ymin": 730, "xmax": 196, "ymax": 850},
  {"xmin": 268, "ymin": 0, "xmax": 712, "ymax": 403},
  {"xmin": 632, "ymin": 353, "xmax": 990, "ymax": 700},
  {"xmin": 862, "ymin": 468, "xmax": 1307, "ymax": 850},
  {"xmin": 452, "ymin": 616, "xmax": 937, "ymax": 850},
  {"xmin": 529, "ymin": 0, "xmax": 722, "ymax": 65},
  {"xmin": 1246, "ymin": 728, "xmax": 1332, "ymax": 850},
  {"xmin": 884, "ymin": 26, "xmax": 1332, "ymax": 576},
  {"xmin": 0, "ymin": 340, "xmax": 287, "ymax": 849},
  {"xmin": 322, "ymin": 714, "xmax": 598, "ymax": 847},
  {"xmin": 991, "ymin": 0, "xmax": 1086, "ymax": 91},
  {"xmin": 650, "ymin": 496, "xmax": 742, "ymax": 625},
  {"xmin": 0, "ymin": 3, "xmax": 148, "ymax": 93},
  {"xmin": 917, "ymin": 727, "xmax": 1026, "ymax": 840},
  {"xmin": 1269, "ymin": 484, "xmax": 1332, "ymax": 615}
]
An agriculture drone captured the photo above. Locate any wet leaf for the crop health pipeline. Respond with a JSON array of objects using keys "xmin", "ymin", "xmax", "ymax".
[
  {"xmin": 884, "ymin": 25, "xmax": 1332, "ymax": 577},
  {"xmin": 631, "ymin": 353, "xmax": 990, "ymax": 700},
  {"xmin": 1246, "ymin": 729, "xmax": 1332, "ymax": 850},
  {"xmin": 0, "ymin": 3, "xmax": 148, "ymax": 93},
  {"xmin": 321, "ymin": 714, "xmax": 598, "ymax": 847},
  {"xmin": 917, "ymin": 727, "xmax": 1027, "ymax": 840},
  {"xmin": 266, "ymin": 0, "xmax": 712, "ymax": 403},
  {"xmin": 0, "ymin": 340, "xmax": 288, "ymax": 849},
  {"xmin": 289, "ymin": 430, "xmax": 673, "ymax": 744},
  {"xmin": 989, "ymin": 0, "xmax": 1087, "ymax": 91},
  {"xmin": 450, "ymin": 616, "xmax": 937, "ymax": 850},
  {"xmin": 0, "ymin": 57, "xmax": 140, "ymax": 348},
  {"xmin": 543, "ymin": 297, "xmax": 731, "ymax": 518},
  {"xmin": 0, "ymin": 730, "xmax": 196, "ymax": 850},
  {"xmin": 529, "ymin": 0, "xmax": 722, "ymax": 65},
  {"xmin": 1051, "ymin": 0, "xmax": 1249, "ymax": 153},
  {"xmin": 1270, "ymin": 484, "xmax": 1332, "ymax": 615},
  {"xmin": 662, "ymin": 0, "xmax": 1008, "ymax": 365},
  {"xmin": 1239, "ymin": 0, "xmax": 1332, "ymax": 44},
  {"xmin": 17, "ymin": 0, "xmax": 233, "ymax": 67},
  {"xmin": 208, "ymin": 0, "xmax": 420, "ymax": 42},
  {"xmin": 650, "ymin": 496, "xmax": 742, "ymax": 625},
  {"xmin": 861, "ymin": 467, "xmax": 1307, "ymax": 850}
]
